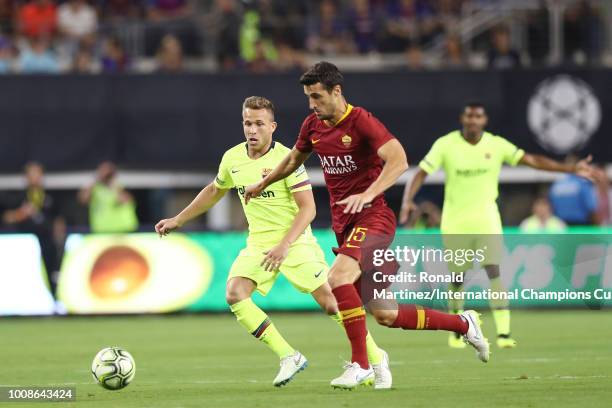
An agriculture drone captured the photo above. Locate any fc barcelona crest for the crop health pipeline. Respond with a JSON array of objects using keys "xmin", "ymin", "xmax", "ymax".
[{"xmin": 261, "ymin": 168, "xmax": 273, "ymax": 178}]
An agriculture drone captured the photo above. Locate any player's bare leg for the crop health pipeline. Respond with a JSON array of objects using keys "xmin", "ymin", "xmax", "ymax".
[
  {"xmin": 485, "ymin": 264, "xmax": 516, "ymax": 348},
  {"xmin": 327, "ymin": 255, "xmax": 374, "ymax": 389},
  {"xmin": 226, "ymin": 277, "xmax": 307, "ymax": 387},
  {"xmin": 311, "ymin": 281, "xmax": 391, "ymax": 389}
]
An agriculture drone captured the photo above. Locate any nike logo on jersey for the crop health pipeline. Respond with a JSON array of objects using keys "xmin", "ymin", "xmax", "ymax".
[
  {"xmin": 231, "ymin": 169, "xmax": 240, "ymax": 173},
  {"xmin": 314, "ymin": 269, "xmax": 324, "ymax": 278},
  {"xmin": 312, "ymin": 138, "xmax": 321, "ymax": 144}
]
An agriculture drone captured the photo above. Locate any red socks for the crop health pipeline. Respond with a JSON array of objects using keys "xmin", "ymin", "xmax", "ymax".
[
  {"xmin": 332, "ymin": 284, "xmax": 369, "ymax": 369},
  {"xmin": 391, "ymin": 304, "xmax": 468, "ymax": 334}
]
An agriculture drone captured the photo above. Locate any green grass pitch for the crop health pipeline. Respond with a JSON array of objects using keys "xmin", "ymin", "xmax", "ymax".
[{"xmin": 2, "ymin": 310, "xmax": 611, "ymax": 408}]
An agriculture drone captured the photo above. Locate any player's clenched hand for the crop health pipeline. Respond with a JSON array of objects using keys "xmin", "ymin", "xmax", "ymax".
[
  {"xmin": 399, "ymin": 201, "xmax": 418, "ymax": 226},
  {"xmin": 244, "ymin": 183, "xmax": 265, "ymax": 204},
  {"xmin": 335, "ymin": 192, "xmax": 374, "ymax": 214},
  {"xmin": 574, "ymin": 155, "xmax": 595, "ymax": 181},
  {"xmin": 261, "ymin": 242, "xmax": 289, "ymax": 272},
  {"xmin": 155, "ymin": 217, "xmax": 182, "ymax": 237}
]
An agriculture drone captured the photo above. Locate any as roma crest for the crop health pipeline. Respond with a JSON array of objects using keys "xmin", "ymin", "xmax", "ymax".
[{"xmin": 342, "ymin": 134, "xmax": 352, "ymax": 147}]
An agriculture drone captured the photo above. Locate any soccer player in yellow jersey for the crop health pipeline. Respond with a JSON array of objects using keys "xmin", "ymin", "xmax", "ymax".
[
  {"xmin": 401, "ymin": 101, "xmax": 594, "ymax": 349},
  {"xmin": 155, "ymin": 96, "xmax": 390, "ymax": 388}
]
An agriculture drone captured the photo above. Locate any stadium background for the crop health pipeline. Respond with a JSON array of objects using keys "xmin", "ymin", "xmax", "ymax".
[
  {"xmin": 0, "ymin": 0, "xmax": 610, "ymax": 315},
  {"xmin": 1, "ymin": 1, "xmax": 611, "ymax": 407}
]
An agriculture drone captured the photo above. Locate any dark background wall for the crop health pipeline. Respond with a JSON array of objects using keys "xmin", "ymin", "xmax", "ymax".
[{"xmin": 0, "ymin": 69, "xmax": 609, "ymax": 173}]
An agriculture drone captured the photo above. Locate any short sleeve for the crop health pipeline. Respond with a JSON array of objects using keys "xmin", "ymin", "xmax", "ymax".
[
  {"xmin": 213, "ymin": 153, "xmax": 234, "ymax": 189},
  {"xmin": 419, "ymin": 138, "xmax": 444, "ymax": 174},
  {"xmin": 357, "ymin": 111, "xmax": 395, "ymax": 151},
  {"xmin": 497, "ymin": 136, "xmax": 525, "ymax": 166},
  {"xmin": 285, "ymin": 164, "xmax": 312, "ymax": 193},
  {"xmin": 295, "ymin": 118, "xmax": 313, "ymax": 153}
]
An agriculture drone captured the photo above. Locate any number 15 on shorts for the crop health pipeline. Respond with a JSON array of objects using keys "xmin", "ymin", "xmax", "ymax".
[{"xmin": 346, "ymin": 227, "xmax": 368, "ymax": 248}]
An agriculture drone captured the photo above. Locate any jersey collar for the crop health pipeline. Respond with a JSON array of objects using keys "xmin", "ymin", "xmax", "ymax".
[
  {"xmin": 245, "ymin": 140, "xmax": 275, "ymax": 159},
  {"xmin": 324, "ymin": 104, "xmax": 353, "ymax": 127}
]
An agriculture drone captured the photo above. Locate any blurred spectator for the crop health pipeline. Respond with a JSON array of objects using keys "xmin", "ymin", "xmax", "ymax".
[
  {"xmin": 99, "ymin": 0, "xmax": 144, "ymax": 21},
  {"xmin": 0, "ymin": 0, "xmax": 15, "ymax": 34},
  {"xmin": 78, "ymin": 161, "xmax": 139, "ymax": 233},
  {"xmin": 72, "ymin": 47, "xmax": 98, "ymax": 73},
  {"xmin": 156, "ymin": 33, "xmax": 183, "ymax": 72},
  {"xmin": 404, "ymin": 42, "xmax": 424, "ymax": 70},
  {"xmin": 101, "ymin": 36, "xmax": 129, "ymax": 72},
  {"xmin": 146, "ymin": 0, "xmax": 192, "ymax": 21},
  {"xmin": 435, "ymin": 0, "xmax": 463, "ymax": 34},
  {"xmin": 380, "ymin": 0, "xmax": 419, "ymax": 53},
  {"xmin": 0, "ymin": 36, "xmax": 14, "ymax": 72},
  {"xmin": 346, "ymin": 0, "xmax": 381, "ymax": 54},
  {"xmin": 549, "ymin": 156, "xmax": 599, "ymax": 225},
  {"xmin": 274, "ymin": 40, "xmax": 305, "ymax": 72},
  {"xmin": 526, "ymin": 1, "xmax": 549, "ymax": 66},
  {"xmin": 256, "ymin": 0, "xmax": 283, "ymax": 40},
  {"xmin": 519, "ymin": 197, "xmax": 566, "ymax": 233},
  {"xmin": 307, "ymin": 0, "xmax": 353, "ymax": 55},
  {"xmin": 417, "ymin": 1, "xmax": 441, "ymax": 45},
  {"xmin": 210, "ymin": 0, "xmax": 241, "ymax": 70},
  {"xmin": 563, "ymin": 0, "xmax": 603, "ymax": 65},
  {"xmin": 487, "ymin": 25, "xmax": 521, "ymax": 69},
  {"xmin": 246, "ymin": 38, "xmax": 275, "ymax": 73},
  {"xmin": 239, "ymin": 7, "xmax": 266, "ymax": 62},
  {"xmin": 18, "ymin": 0, "xmax": 57, "ymax": 39},
  {"xmin": 593, "ymin": 165, "xmax": 610, "ymax": 225},
  {"xmin": 2, "ymin": 162, "xmax": 65, "ymax": 298},
  {"xmin": 58, "ymin": 0, "xmax": 98, "ymax": 40},
  {"xmin": 442, "ymin": 33, "xmax": 465, "ymax": 68},
  {"xmin": 18, "ymin": 37, "xmax": 60, "ymax": 73},
  {"xmin": 274, "ymin": 0, "xmax": 308, "ymax": 49}
]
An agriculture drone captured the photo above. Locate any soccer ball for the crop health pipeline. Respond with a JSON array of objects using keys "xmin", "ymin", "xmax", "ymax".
[{"xmin": 91, "ymin": 347, "xmax": 136, "ymax": 390}]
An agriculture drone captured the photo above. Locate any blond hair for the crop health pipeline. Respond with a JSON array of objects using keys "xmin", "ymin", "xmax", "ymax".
[{"xmin": 242, "ymin": 96, "xmax": 275, "ymax": 120}]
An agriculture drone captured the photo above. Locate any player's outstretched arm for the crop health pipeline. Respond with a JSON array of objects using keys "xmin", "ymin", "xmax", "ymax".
[
  {"xmin": 519, "ymin": 153, "xmax": 595, "ymax": 180},
  {"xmin": 399, "ymin": 168, "xmax": 428, "ymax": 225},
  {"xmin": 337, "ymin": 139, "xmax": 409, "ymax": 214},
  {"xmin": 155, "ymin": 182, "xmax": 228, "ymax": 236},
  {"xmin": 244, "ymin": 147, "xmax": 310, "ymax": 204},
  {"xmin": 261, "ymin": 189, "xmax": 316, "ymax": 272}
]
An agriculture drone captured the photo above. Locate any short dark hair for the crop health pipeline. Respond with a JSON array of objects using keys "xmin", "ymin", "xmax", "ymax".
[
  {"xmin": 463, "ymin": 100, "xmax": 486, "ymax": 112},
  {"xmin": 243, "ymin": 96, "xmax": 275, "ymax": 120},
  {"xmin": 299, "ymin": 61, "xmax": 344, "ymax": 92}
]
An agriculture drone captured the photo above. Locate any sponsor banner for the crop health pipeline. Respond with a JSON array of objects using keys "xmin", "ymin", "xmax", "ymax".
[
  {"xmin": 0, "ymin": 234, "xmax": 55, "ymax": 315},
  {"xmin": 2, "ymin": 229, "xmax": 611, "ymax": 315}
]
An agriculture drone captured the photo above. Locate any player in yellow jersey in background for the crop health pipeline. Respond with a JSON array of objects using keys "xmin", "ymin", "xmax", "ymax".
[
  {"xmin": 155, "ymin": 96, "xmax": 390, "ymax": 388},
  {"xmin": 401, "ymin": 101, "xmax": 595, "ymax": 349}
]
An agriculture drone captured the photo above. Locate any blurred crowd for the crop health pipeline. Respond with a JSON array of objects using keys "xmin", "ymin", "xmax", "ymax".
[{"xmin": 0, "ymin": 0, "xmax": 607, "ymax": 74}]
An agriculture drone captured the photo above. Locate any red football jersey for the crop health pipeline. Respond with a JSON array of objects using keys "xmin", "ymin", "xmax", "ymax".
[{"xmin": 295, "ymin": 105, "xmax": 397, "ymax": 233}]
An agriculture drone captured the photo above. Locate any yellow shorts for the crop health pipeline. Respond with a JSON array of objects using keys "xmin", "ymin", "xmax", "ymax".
[
  {"xmin": 442, "ymin": 234, "xmax": 504, "ymax": 273},
  {"xmin": 228, "ymin": 241, "xmax": 329, "ymax": 296}
]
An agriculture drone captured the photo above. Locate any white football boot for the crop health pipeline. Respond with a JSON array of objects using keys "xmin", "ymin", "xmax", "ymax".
[
  {"xmin": 273, "ymin": 351, "xmax": 308, "ymax": 387},
  {"xmin": 330, "ymin": 362, "xmax": 374, "ymax": 390},
  {"xmin": 372, "ymin": 349, "xmax": 392, "ymax": 389},
  {"xmin": 460, "ymin": 310, "xmax": 490, "ymax": 363}
]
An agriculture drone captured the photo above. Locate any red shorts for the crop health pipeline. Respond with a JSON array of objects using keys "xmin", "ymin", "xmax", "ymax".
[{"xmin": 333, "ymin": 205, "xmax": 398, "ymax": 303}]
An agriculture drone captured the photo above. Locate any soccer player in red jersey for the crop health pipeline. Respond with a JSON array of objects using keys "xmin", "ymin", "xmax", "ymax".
[{"xmin": 245, "ymin": 62, "xmax": 489, "ymax": 389}]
